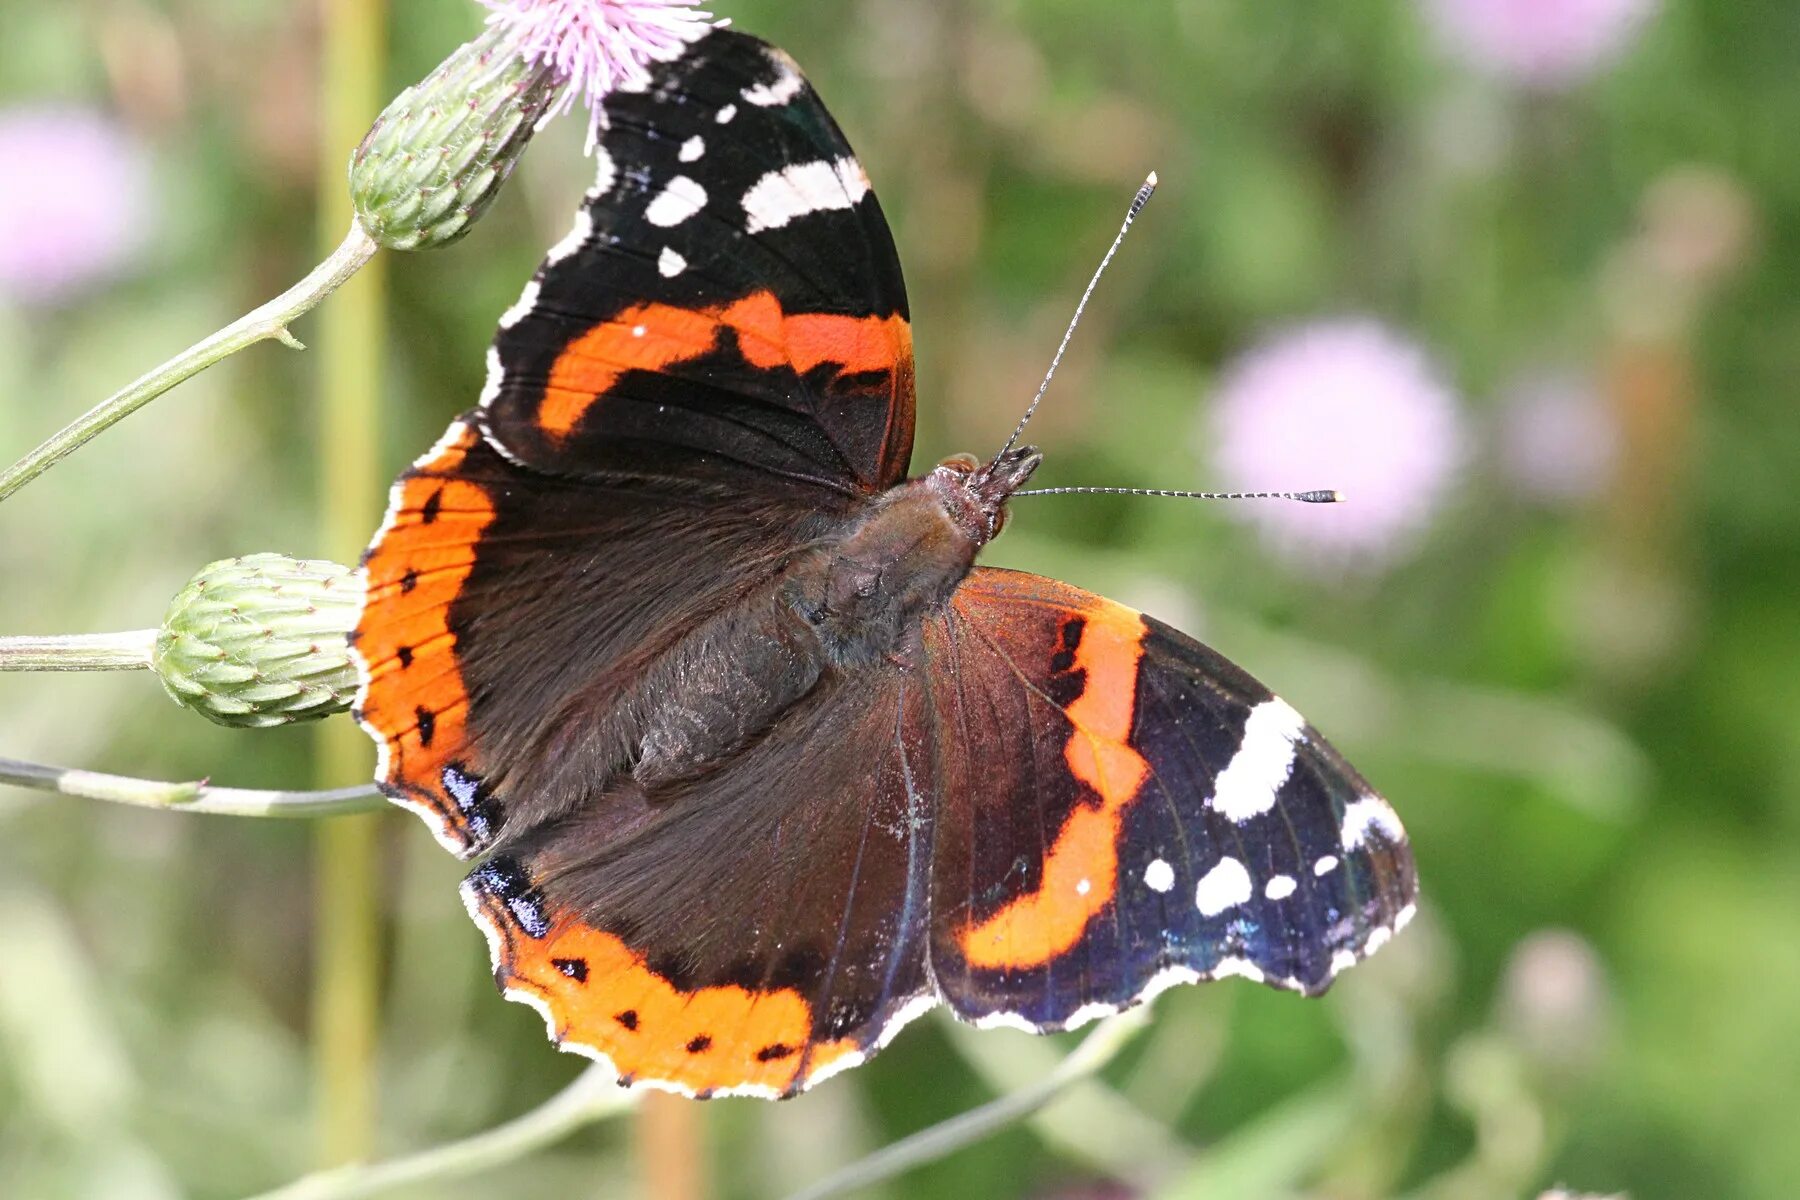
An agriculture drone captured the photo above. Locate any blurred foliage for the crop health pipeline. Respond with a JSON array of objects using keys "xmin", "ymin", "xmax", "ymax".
[{"xmin": 2, "ymin": 1, "xmax": 1797, "ymax": 1198}]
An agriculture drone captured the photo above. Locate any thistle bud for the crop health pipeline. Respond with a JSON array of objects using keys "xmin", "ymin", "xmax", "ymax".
[
  {"xmin": 154, "ymin": 554, "xmax": 363, "ymax": 729},
  {"xmin": 348, "ymin": 23, "xmax": 558, "ymax": 251}
]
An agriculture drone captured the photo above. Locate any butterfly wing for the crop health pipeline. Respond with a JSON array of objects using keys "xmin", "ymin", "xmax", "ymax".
[
  {"xmin": 483, "ymin": 27, "xmax": 914, "ymax": 495},
  {"xmin": 922, "ymin": 568, "xmax": 1417, "ymax": 1027},
  {"xmin": 354, "ymin": 28, "xmax": 914, "ymax": 857},
  {"xmin": 460, "ymin": 667, "xmax": 939, "ymax": 1098}
]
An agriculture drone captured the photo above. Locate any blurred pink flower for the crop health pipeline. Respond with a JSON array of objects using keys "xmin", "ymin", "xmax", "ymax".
[
  {"xmin": 1497, "ymin": 370, "xmax": 1618, "ymax": 503},
  {"xmin": 479, "ymin": 0, "xmax": 715, "ymax": 146},
  {"xmin": 1205, "ymin": 319, "xmax": 1467, "ymax": 572},
  {"xmin": 0, "ymin": 106, "xmax": 152, "ymax": 306},
  {"xmin": 1420, "ymin": 0, "xmax": 1657, "ymax": 89},
  {"xmin": 1499, "ymin": 929, "xmax": 1610, "ymax": 1078}
]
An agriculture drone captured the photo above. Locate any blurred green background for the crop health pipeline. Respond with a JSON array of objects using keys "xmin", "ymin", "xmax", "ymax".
[{"xmin": 3, "ymin": 1, "xmax": 1797, "ymax": 1198}]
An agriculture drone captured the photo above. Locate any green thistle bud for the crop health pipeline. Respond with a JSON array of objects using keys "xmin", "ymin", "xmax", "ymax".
[
  {"xmin": 349, "ymin": 24, "xmax": 558, "ymax": 251},
  {"xmin": 153, "ymin": 554, "xmax": 364, "ymax": 729}
]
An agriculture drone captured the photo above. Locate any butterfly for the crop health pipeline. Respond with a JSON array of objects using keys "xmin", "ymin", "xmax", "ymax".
[{"xmin": 351, "ymin": 28, "xmax": 1416, "ymax": 1100}]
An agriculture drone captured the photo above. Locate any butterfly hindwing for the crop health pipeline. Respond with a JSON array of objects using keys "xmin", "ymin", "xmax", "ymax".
[
  {"xmin": 460, "ymin": 667, "xmax": 940, "ymax": 1098},
  {"xmin": 483, "ymin": 27, "xmax": 915, "ymax": 496}
]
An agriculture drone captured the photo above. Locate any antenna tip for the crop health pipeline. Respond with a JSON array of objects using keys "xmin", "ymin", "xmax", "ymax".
[
  {"xmin": 1145, "ymin": 170, "xmax": 1160, "ymax": 188},
  {"xmin": 1296, "ymin": 489, "xmax": 1343, "ymax": 504}
]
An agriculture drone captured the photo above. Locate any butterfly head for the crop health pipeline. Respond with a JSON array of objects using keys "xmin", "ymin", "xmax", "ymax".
[{"xmin": 930, "ymin": 445, "xmax": 1043, "ymax": 545}]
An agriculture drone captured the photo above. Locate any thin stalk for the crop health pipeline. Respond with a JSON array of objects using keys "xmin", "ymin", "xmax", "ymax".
[
  {"xmin": 639, "ymin": 1092, "xmax": 707, "ymax": 1200},
  {"xmin": 0, "ymin": 755, "xmax": 383, "ymax": 817},
  {"xmin": 0, "ymin": 630, "xmax": 157, "ymax": 670},
  {"xmin": 784, "ymin": 1011, "xmax": 1150, "ymax": 1200},
  {"xmin": 311, "ymin": 0, "xmax": 388, "ymax": 1169},
  {"xmin": 0, "ymin": 224, "xmax": 376, "ymax": 504},
  {"xmin": 246, "ymin": 1065, "xmax": 635, "ymax": 1200}
]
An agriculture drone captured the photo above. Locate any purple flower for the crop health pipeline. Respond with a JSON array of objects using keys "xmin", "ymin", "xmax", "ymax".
[
  {"xmin": 0, "ymin": 106, "xmax": 152, "ymax": 306},
  {"xmin": 1204, "ymin": 319, "xmax": 1467, "ymax": 572},
  {"xmin": 1420, "ymin": 0, "xmax": 1657, "ymax": 89},
  {"xmin": 479, "ymin": 0, "xmax": 716, "ymax": 147},
  {"xmin": 1497, "ymin": 370, "xmax": 1618, "ymax": 503}
]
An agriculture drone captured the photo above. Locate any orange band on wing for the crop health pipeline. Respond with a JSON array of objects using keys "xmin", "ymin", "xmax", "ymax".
[
  {"xmin": 474, "ymin": 894, "xmax": 861, "ymax": 1097},
  {"xmin": 957, "ymin": 600, "xmax": 1150, "ymax": 971},
  {"xmin": 539, "ymin": 291, "xmax": 911, "ymax": 440},
  {"xmin": 353, "ymin": 423, "xmax": 498, "ymax": 852}
]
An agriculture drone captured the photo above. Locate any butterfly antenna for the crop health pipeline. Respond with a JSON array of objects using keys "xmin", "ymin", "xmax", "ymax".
[
  {"xmin": 1013, "ymin": 486, "xmax": 1344, "ymax": 503},
  {"xmin": 992, "ymin": 171, "xmax": 1159, "ymax": 465}
]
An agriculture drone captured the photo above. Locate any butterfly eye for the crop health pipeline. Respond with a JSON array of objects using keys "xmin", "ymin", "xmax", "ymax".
[{"xmin": 855, "ymin": 576, "xmax": 880, "ymax": 600}]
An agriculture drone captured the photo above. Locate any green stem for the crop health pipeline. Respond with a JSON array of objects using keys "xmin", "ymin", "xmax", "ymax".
[
  {"xmin": 0, "ymin": 222, "xmax": 378, "ymax": 505},
  {"xmin": 0, "ymin": 755, "xmax": 384, "ymax": 816},
  {"xmin": 0, "ymin": 630, "xmax": 157, "ymax": 671},
  {"xmin": 245, "ymin": 1065, "xmax": 634, "ymax": 1200},
  {"xmin": 312, "ymin": 0, "xmax": 388, "ymax": 1170},
  {"xmin": 784, "ymin": 1011, "xmax": 1151, "ymax": 1200}
]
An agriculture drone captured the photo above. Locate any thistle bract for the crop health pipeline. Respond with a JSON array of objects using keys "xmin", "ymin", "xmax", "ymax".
[
  {"xmin": 154, "ymin": 554, "xmax": 363, "ymax": 729},
  {"xmin": 349, "ymin": 24, "xmax": 558, "ymax": 251}
]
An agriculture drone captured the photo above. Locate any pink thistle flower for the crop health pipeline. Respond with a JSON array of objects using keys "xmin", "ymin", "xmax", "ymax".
[
  {"xmin": 0, "ymin": 106, "xmax": 152, "ymax": 307},
  {"xmin": 1496, "ymin": 369, "xmax": 1618, "ymax": 503},
  {"xmin": 1203, "ymin": 319, "xmax": 1467, "ymax": 573},
  {"xmin": 1419, "ymin": 0, "xmax": 1658, "ymax": 90},
  {"xmin": 479, "ymin": 0, "xmax": 716, "ymax": 147}
]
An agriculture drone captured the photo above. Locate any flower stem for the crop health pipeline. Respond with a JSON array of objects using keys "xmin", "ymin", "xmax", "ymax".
[
  {"xmin": 311, "ymin": 0, "xmax": 388, "ymax": 1170},
  {"xmin": 0, "ymin": 630, "xmax": 157, "ymax": 671},
  {"xmin": 784, "ymin": 1011, "xmax": 1151, "ymax": 1200},
  {"xmin": 0, "ymin": 754, "xmax": 384, "ymax": 816},
  {"xmin": 244, "ymin": 1064, "xmax": 635, "ymax": 1200},
  {"xmin": 0, "ymin": 223, "xmax": 377, "ymax": 505}
]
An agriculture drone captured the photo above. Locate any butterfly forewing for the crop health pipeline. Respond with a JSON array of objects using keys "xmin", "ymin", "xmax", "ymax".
[
  {"xmin": 924, "ymin": 569, "xmax": 1416, "ymax": 1027},
  {"xmin": 481, "ymin": 31, "xmax": 914, "ymax": 495}
]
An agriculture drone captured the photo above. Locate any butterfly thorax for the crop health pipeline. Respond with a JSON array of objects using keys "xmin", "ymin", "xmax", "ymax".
[
  {"xmin": 792, "ymin": 447, "xmax": 1042, "ymax": 670},
  {"xmin": 628, "ymin": 449, "xmax": 1040, "ymax": 790}
]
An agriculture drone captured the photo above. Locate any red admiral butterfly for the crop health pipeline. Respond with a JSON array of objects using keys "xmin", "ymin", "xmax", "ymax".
[{"xmin": 351, "ymin": 28, "xmax": 1416, "ymax": 1099}]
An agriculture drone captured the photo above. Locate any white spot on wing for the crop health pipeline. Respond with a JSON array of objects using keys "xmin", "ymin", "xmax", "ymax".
[
  {"xmin": 1210, "ymin": 698, "xmax": 1306, "ymax": 822},
  {"xmin": 545, "ymin": 208, "xmax": 592, "ymax": 264},
  {"xmin": 1075, "ymin": 877, "xmax": 1091, "ymax": 896},
  {"xmin": 679, "ymin": 135, "xmax": 705, "ymax": 162},
  {"xmin": 1144, "ymin": 858, "xmax": 1175, "ymax": 893},
  {"xmin": 715, "ymin": 102, "xmax": 738, "ymax": 124},
  {"xmin": 657, "ymin": 246, "xmax": 687, "ymax": 277},
  {"xmin": 1340, "ymin": 795, "xmax": 1406, "ymax": 850},
  {"xmin": 1330, "ymin": 949, "xmax": 1359, "ymax": 975},
  {"xmin": 1194, "ymin": 856, "xmax": 1252, "ymax": 917},
  {"xmin": 590, "ymin": 145, "xmax": 617, "ymax": 198},
  {"xmin": 742, "ymin": 51, "xmax": 804, "ymax": 106},
  {"xmin": 742, "ymin": 158, "xmax": 870, "ymax": 234},
  {"xmin": 632, "ymin": 324, "xmax": 647, "ymax": 337},
  {"xmin": 1314, "ymin": 854, "xmax": 1339, "ymax": 876},
  {"xmin": 1265, "ymin": 874, "xmax": 1297, "ymax": 901},
  {"xmin": 645, "ymin": 175, "xmax": 707, "ymax": 227}
]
